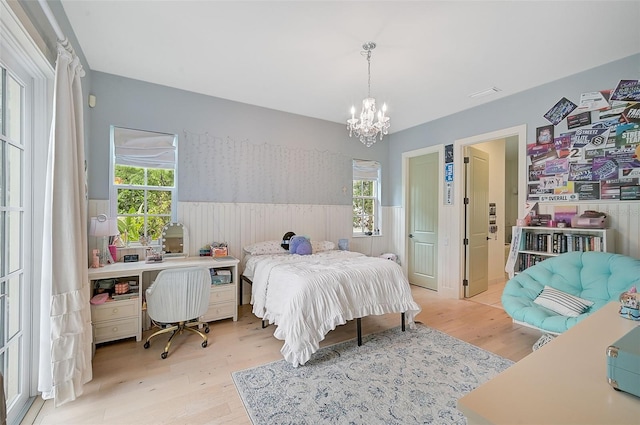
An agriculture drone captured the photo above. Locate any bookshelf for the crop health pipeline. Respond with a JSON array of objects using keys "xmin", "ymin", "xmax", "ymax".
[{"xmin": 511, "ymin": 226, "xmax": 614, "ymax": 274}]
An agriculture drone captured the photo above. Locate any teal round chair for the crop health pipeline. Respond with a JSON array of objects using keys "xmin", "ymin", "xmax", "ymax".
[{"xmin": 502, "ymin": 251, "xmax": 640, "ymax": 334}]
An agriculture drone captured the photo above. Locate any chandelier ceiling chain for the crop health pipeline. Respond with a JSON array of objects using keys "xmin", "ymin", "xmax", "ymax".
[{"xmin": 347, "ymin": 41, "xmax": 390, "ymax": 147}]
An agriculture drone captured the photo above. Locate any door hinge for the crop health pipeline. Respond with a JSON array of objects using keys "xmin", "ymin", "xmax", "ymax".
[
  {"xmin": 463, "ymin": 238, "xmax": 468, "ymax": 245},
  {"xmin": 464, "ymin": 197, "xmax": 469, "ymax": 205},
  {"xmin": 463, "ymin": 279, "xmax": 469, "ymax": 287},
  {"xmin": 464, "ymin": 156, "xmax": 470, "ymax": 164}
]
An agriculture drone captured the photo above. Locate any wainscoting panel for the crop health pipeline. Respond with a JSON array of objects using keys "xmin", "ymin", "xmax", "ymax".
[{"xmin": 178, "ymin": 202, "xmax": 394, "ymax": 265}]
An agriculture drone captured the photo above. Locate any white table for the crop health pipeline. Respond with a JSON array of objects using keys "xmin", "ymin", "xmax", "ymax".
[
  {"xmin": 457, "ymin": 302, "xmax": 640, "ymax": 424},
  {"xmin": 88, "ymin": 256, "xmax": 239, "ymax": 343}
]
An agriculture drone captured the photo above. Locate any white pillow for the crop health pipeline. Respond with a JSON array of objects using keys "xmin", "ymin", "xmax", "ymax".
[
  {"xmin": 243, "ymin": 241, "xmax": 288, "ymax": 256},
  {"xmin": 533, "ymin": 285, "xmax": 594, "ymax": 317},
  {"xmin": 311, "ymin": 240, "xmax": 335, "ymax": 253}
]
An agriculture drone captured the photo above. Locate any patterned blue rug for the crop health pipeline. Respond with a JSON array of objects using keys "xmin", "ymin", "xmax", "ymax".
[{"xmin": 232, "ymin": 324, "xmax": 513, "ymax": 424}]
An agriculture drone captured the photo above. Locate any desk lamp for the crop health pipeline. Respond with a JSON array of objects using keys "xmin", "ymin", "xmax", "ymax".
[{"xmin": 90, "ymin": 214, "xmax": 119, "ymax": 266}]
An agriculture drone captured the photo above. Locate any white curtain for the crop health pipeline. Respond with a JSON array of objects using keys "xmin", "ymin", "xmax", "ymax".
[{"xmin": 38, "ymin": 39, "xmax": 92, "ymax": 406}]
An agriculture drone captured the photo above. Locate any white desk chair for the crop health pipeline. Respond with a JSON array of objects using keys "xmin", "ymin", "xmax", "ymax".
[{"xmin": 144, "ymin": 266, "xmax": 211, "ymax": 359}]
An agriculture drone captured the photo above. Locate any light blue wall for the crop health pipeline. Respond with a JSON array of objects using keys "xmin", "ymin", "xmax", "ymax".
[
  {"xmin": 87, "ymin": 72, "xmax": 389, "ymax": 205},
  {"xmin": 387, "ymin": 53, "xmax": 640, "ymax": 206}
]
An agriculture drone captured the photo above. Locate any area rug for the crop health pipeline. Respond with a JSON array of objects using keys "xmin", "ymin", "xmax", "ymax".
[{"xmin": 232, "ymin": 324, "xmax": 513, "ymax": 424}]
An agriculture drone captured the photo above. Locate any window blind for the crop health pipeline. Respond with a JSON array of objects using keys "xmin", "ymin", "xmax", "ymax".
[
  {"xmin": 114, "ymin": 127, "xmax": 176, "ymax": 169},
  {"xmin": 353, "ymin": 159, "xmax": 380, "ymax": 180}
]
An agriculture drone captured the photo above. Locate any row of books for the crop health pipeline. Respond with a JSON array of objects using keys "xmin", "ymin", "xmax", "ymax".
[
  {"xmin": 516, "ymin": 254, "xmax": 548, "ymax": 272},
  {"xmin": 521, "ymin": 232, "xmax": 604, "ymax": 254}
]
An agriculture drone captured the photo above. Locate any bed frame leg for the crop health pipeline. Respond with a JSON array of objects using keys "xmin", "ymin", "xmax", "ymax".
[
  {"xmin": 357, "ymin": 318, "xmax": 362, "ymax": 346},
  {"xmin": 401, "ymin": 312, "xmax": 405, "ymax": 332},
  {"xmin": 262, "ymin": 320, "xmax": 267, "ymax": 329}
]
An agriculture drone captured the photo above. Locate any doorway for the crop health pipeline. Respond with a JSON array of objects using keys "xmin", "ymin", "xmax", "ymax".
[{"xmin": 455, "ymin": 126, "xmax": 525, "ymax": 300}]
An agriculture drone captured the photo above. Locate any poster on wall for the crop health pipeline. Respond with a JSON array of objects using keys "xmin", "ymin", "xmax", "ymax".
[
  {"xmin": 576, "ymin": 90, "xmax": 611, "ymax": 112},
  {"xmin": 544, "ymin": 97, "xmax": 577, "ymax": 125},
  {"xmin": 567, "ymin": 111, "xmax": 592, "ymax": 129},
  {"xmin": 536, "ymin": 125, "xmax": 554, "ymax": 144},
  {"xmin": 527, "ymin": 80, "xmax": 640, "ymax": 202},
  {"xmin": 444, "ymin": 144, "xmax": 454, "ymax": 205},
  {"xmin": 611, "ymin": 80, "xmax": 640, "ymax": 102}
]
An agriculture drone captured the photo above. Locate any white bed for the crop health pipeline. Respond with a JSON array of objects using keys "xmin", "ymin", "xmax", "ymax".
[{"xmin": 242, "ymin": 244, "xmax": 422, "ymax": 367}]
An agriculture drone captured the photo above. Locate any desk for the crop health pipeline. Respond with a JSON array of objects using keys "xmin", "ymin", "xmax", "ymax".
[
  {"xmin": 457, "ymin": 302, "xmax": 640, "ymax": 424},
  {"xmin": 88, "ymin": 256, "xmax": 239, "ymax": 344}
]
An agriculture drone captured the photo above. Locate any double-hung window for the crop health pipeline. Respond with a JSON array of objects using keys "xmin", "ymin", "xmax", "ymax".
[
  {"xmin": 352, "ymin": 159, "xmax": 381, "ymax": 236},
  {"xmin": 111, "ymin": 126, "xmax": 177, "ymax": 245}
]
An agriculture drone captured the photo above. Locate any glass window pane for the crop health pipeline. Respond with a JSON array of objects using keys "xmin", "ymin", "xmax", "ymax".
[
  {"xmin": 148, "ymin": 168, "xmax": 174, "ymax": 187},
  {"xmin": 0, "ymin": 69, "xmax": 4, "ymax": 133},
  {"xmin": 117, "ymin": 188, "xmax": 144, "ymax": 215},
  {"xmin": 0, "ymin": 143, "xmax": 4, "ymax": 203},
  {"xmin": 6, "ymin": 73, "xmax": 22, "ymax": 142},
  {"xmin": 362, "ymin": 181, "xmax": 373, "ymax": 196},
  {"xmin": 352, "ymin": 181, "xmax": 362, "ymax": 196},
  {"xmin": 6, "ymin": 336, "xmax": 21, "ymax": 407},
  {"xmin": 363, "ymin": 199, "xmax": 373, "ymax": 215},
  {"xmin": 147, "ymin": 190, "xmax": 172, "ymax": 215},
  {"xmin": 363, "ymin": 215, "xmax": 373, "ymax": 233},
  {"xmin": 0, "ymin": 212, "xmax": 4, "ymax": 273},
  {"xmin": 8, "ymin": 211, "xmax": 21, "ymax": 273},
  {"xmin": 117, "ymin": 215, "xmax": 144, "ymax": 244},
  {"xmin": 8, "ymin": 143, "xmax": 22, "ymax": 207},
  {"xmin": 114, "ymin": 165, "xmax": 145, "ymax": 185},
  {"xmin": 147, "ymin": 216, "xmax": 170, "ymax": 241},
  {"xmin": 0, "ymin": 281, "xmax": 5, "ymax": 346},
  {"xmin": 7, "ymin": 275, "xmax": 21, "ymax": 339}
]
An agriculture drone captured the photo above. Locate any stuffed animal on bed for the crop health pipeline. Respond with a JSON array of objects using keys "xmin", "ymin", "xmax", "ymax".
[{"xmin": 289, "ymin": 235, "xmax": 312, "ymax": 255}]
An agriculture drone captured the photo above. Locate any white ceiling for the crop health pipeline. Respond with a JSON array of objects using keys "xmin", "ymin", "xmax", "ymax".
[{"xmin": 60, "ymin": 1, "xmax": 640, "ymax": 133}]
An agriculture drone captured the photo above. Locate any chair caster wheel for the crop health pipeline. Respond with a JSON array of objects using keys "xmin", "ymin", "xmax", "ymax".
[
  {"xmin": 161, "ymin": 352, "xmax": 168, "ymax": 359},
  {"xmin": 204, "ymin": 326, "xmax": 210, "ymax": 334},
  {"xmin": 202, "ymin": 341, "xmax": 208, "ymax": 348},
  {"xmin": 144, "ymin": 341, "xmax": 150, "ymax": 349}
]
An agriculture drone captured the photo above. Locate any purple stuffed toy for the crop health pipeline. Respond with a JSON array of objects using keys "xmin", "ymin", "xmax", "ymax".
[{"xmin": 289, "ymin": 236, "xmax": 312, "ymax": 255}]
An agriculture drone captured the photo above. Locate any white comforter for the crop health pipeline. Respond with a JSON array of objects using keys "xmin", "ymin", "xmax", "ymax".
[{"xmin": 249, "ymin": 250, "xmax": 422, "ymax": 367}]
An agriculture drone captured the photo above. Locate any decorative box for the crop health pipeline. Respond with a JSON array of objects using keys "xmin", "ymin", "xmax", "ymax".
[
  {"xmin": 213, "ymin": 246, "xmax": 228, "ymax": 257},
  {"xmin": 606, "ymin": 326, "xmax": 640, "ymax": 398}
]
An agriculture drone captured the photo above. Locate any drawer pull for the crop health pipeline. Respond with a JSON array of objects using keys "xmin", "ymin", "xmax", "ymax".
[
  {"xmin": 112, "ymin": 308, "xmax": 119, "ymax": 313},
  {"xmin": 112, "ymin": 327, "xmax": 118, "ymax": 332}
]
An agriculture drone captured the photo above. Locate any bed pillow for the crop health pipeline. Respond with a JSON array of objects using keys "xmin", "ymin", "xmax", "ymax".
[
  {"xmin": 311, "ymin": 240, "xmax": 335, "ymax": 253},
  {"xmin": 243, "ymin": 241, "xmax": 288, "ymax": 256},
  {"xmin": 533, "ymin": 285, "xmax": 594, "ymax": 317}
]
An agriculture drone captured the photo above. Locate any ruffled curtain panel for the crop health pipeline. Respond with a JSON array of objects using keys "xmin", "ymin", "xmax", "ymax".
[{"xmin": 38, "ymin": 39, "xmax": 92, "ymax": 407}]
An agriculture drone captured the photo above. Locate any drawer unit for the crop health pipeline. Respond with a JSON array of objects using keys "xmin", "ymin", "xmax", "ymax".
[
  {"xmin": 92, "ymin": 300, "xmax": 138, "ymax": 322},
  {"xmin": 91, "ymin": 298, "xmax": 141, "ymax": 343},
  {"xmin": 93, "ymin": 316, "xmax": 140, "ymax": 344},
  {"xmin": 202, "ymin": 283, "xmax": 237, "ymax": 322}
]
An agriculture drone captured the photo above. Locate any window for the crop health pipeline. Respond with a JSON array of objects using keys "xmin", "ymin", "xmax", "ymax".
[
  {"xmin": 352, "ymin": 159, "xmax": 381, "ymax": 236},
  {"xmin": 111, "ymin": 126, "xmax": 177, "ymax": 245}
]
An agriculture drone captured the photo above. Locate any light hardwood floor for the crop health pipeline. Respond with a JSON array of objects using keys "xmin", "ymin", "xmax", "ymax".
[
  {"xmin": 468, "ymin": 278, "xmax": 507, "ymax": 309},
  {"xmin": 25, "ymin": 285, "xmax": 540, "ymax": 425}
]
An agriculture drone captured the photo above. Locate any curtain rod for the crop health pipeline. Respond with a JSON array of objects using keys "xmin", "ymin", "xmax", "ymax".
[{"xmin": 38, "ymin": 0, "xmax": 65, "ymax": 41}]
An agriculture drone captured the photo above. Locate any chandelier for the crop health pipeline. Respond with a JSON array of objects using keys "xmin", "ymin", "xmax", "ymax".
[{"xmin": 347, "ymin": 41, "xmax": 390, "ymax": 147}]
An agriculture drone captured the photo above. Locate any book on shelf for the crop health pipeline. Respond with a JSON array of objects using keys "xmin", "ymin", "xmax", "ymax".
[{"xmin": 111, "ymin": 293, "xmax": 138, "ymax": 301}]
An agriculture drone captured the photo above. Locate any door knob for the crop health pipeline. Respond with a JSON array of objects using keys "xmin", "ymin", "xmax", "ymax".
[{"xmin": 409, "ymin": 234, "xmax": 414, "ymax": 238}]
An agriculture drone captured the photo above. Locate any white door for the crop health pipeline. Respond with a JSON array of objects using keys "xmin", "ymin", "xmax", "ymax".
[
  {"xmin": 408, "ymin": 153, "xmax": 438, "ymax": 290},
  {"xmin": 465, "ymin": 146, "xmax": 490, "ymax": 297},
  {"xmin": 1, "ymin": 57, "xmax": 29, "ymax": 424}
]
